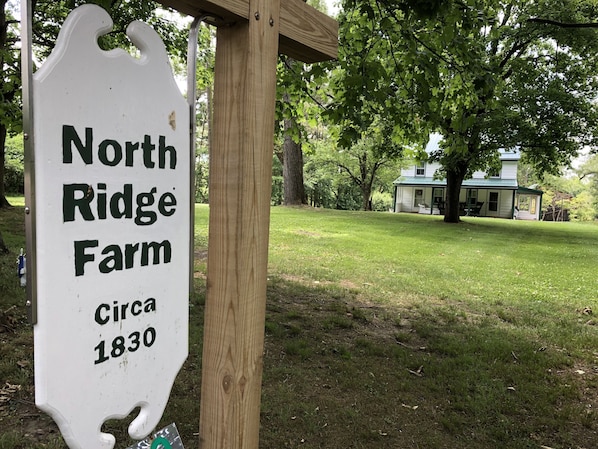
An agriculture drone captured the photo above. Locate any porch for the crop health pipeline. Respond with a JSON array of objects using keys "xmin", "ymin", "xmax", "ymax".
[
  {"xmin": 394, "ymin": 182, "xmax": 542, "ymax": 220},
  {"xmin": 394, "ymin": 178, "xmax": 518, "ymax": 219}
]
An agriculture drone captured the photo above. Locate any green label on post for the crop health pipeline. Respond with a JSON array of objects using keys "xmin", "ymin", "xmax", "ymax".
[
  {"xmin": 125, "ymin": 423, "xmax": 184, "ymax": 449},
  {"xmin": 151, "ymin": 437, "xmax": 172, "ymax": 449}
]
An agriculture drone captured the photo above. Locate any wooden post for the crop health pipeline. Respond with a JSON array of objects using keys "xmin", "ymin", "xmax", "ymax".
[
  {"xmin": 157, "ymin": 1, "xmax": 337, "ymax": 448},
  {"xmin": 199, "ymin": 1, "xmax": 280, "ymax": 447}
]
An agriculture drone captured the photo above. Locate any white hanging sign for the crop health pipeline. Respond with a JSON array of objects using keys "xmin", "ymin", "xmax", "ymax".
[{"xmin": 32, "ymin": 5, "xmax": 189, "ymax": 449}]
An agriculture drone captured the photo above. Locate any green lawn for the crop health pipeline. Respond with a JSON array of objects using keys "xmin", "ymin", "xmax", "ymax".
[
  {"xmin": 1, "ymin": 203, "xmax": 597, "ymax": 448},
  {"xmin": 266, "ymin": 207, "xmax": 598, "ymax": 351}
]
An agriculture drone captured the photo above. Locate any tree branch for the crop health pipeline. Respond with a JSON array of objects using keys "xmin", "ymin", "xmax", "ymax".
[
  {"xmin": 489, "ymin": 4, "xmax": 513, "ymax": 56},
  {"xmin": 338, "ymin": 163, "xmax": 363, "ymax": 187},
  {"xmin": 528, "ymin": 18, "xmax": 598, "ymax": 28},
  {"xmin": 578, "ymin": 170, "xmax": 598, "ymax": 181},
  {"xmin": 499, "ymin": 37, "xmax": 534, "ymax": 69},
  {"xmin": 376, "ymin": 0, "xmax": 464, "ymax": 72},
  {"xmin": 281, "ymin": 56, "xmax": 330, "ymax": 111}
]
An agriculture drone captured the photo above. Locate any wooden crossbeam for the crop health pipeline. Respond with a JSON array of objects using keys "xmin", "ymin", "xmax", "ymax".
[{"xmin": 159, "ymin": 0, "xmax": 338, "ymax": 62}]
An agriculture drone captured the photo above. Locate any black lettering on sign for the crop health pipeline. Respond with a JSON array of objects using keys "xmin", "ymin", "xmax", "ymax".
[
  {"xmin": 74, "ymin": 240, "xmax": 171, "ymax": 276},
  {"xmin": 62, "ymin": 183, "xmax": 177, "ymax": 225},
  {"xmin": 63, "ymin": 125, "xmax": 93, "ymax": 164},
  {"xmin": 94, "ymin": 298, "xmax": 157, "ymax": 325},
  {"xmin": 62, "ymin": 125, "xmax": 177, "ymax": 169},
  {"xmin": 94, "ymin": 327, "xmax": 157, "ymax": 365}
]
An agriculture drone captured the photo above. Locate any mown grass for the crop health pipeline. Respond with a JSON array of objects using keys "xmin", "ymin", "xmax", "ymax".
[{"xmin": 1, "ymin": 202, "xmax": 597, "ymax": 448}]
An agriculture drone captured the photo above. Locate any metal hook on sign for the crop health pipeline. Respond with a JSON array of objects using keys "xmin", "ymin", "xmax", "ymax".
[
  {"xmin": 21, "ymin": 0, "xmax": 38, "ymax": 325},
  {"xmin": 186, "ymin": 14, "xmax": 218, "ymax": 295}
]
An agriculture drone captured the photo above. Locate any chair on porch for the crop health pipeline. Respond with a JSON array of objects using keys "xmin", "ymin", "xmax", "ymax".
[
  {"xmin": 469, "ymin": 202, "xmax": 484, "ymax": 217},
  {"xmin": 436, "ymin": 200, "xmax": 445, "ymax": 215},
  {"xmin": 459, "ymin": 202, "xmax": 467, "ymax": 216}
]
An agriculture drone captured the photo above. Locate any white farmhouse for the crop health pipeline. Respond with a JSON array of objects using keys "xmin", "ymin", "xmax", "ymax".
[{"xmin": 393, "ymin": 134, "xmax": 543, "ymax": 220}]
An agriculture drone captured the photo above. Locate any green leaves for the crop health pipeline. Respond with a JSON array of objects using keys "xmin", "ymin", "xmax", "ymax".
[
  {"xmin": 1, "ymin": 0, "xmax": 197, "ymax": 201},
  {"xmin": 336, "ymin": 0, "xmax": 598, "ymax": 180}
]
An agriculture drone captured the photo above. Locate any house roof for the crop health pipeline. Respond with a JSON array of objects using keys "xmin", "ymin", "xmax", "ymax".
[
  {"xmin": 393, "ymin": 176, "xmax": 519, "ymax": 190},
  {"xmin": 517, "ymin": 186, "xmax": 544, "ymax": 195},
  {"xmin": 423, "ymin": 133, "xmax": 521, "ymax": 161}
]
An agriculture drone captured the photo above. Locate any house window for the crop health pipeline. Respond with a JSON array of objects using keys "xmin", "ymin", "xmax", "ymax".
[
  {"xmin": 488, "ymin": 191, "xmax": 499, "ymax": 212},
  {"xmin": 415, "ymin": 161, "xmax": 425, "ymax": 176},
  {"xmin": 466, "ymin": 189, "xmax": 478, "ymax": 206},
  {"xmin": 414, "ymin": 189, "xmax": 423, "ymax": 207},
  {"xmin": 518, "ymin": 195, "xmax": 530, "ymax": 210}
]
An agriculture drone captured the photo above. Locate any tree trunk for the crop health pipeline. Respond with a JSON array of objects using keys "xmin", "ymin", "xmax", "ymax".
[
  {"xmin": 0, "ymin": 122, "xmax": 10, "ymax": 208},
  {"xmin": 360, "ymin": 173, "xmax": 375, "ymax": 211},
  {"xmin": 444, "ymin": 168, "xmax": 466, "ymax": 223},
  {"xmin": 0, "ymin": 2, "xmax": 9, "ymax": 208},
  {"xmin": 0, "ymin": 1, "xmax": 13, "ymax": 209},
  {"xmin": 282, "ymin": 118, "xmax": 306, "ymax": 205},
  {"xmin": 280, "ymin": 57, "xmax": 306, "ymax": 206},
  {"xmin": 0, "ymin": 230, "xmax": 7, "ymax": 253},
  {"xmin": 361, "ymin": 187, "xmax": 372, "ymax": 211},
  {"xmin": 358, "ymin": 153, "xmax": 373, "ymax": 211}
]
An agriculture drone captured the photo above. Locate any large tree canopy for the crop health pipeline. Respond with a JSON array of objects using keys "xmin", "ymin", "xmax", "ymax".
[
  {"xmin": 0, "ymin": 0, "xmax": 191, "ymax": 207},
  {"xmin": 333, "ymin": 0, "xmax": 598, "ymax": 222}
]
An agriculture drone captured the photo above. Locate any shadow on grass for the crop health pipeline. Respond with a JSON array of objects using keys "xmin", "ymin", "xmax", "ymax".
[
  {"xmin": 260, "ymin": 276, "xmax": 597, "ymax": 449},
  {"xmin": 1, "ymin": 244, "xmax": 596, "ymax": 448}
]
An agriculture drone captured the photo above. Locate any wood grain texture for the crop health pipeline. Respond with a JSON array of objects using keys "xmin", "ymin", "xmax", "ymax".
[
  {"xmin": 158, "ymin": 0, "xmax": 337, "ymax": 62},
  {"xmin": 198, "ymin": 0, "xmax": 280, "ymax": 447},
  {"xmin": 279, "ymin": 0, "xmax": 338, "ymax": 62},
  {"xmin": 160, "ymin": 0, "xmax": 247, "ymax": 23}
]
